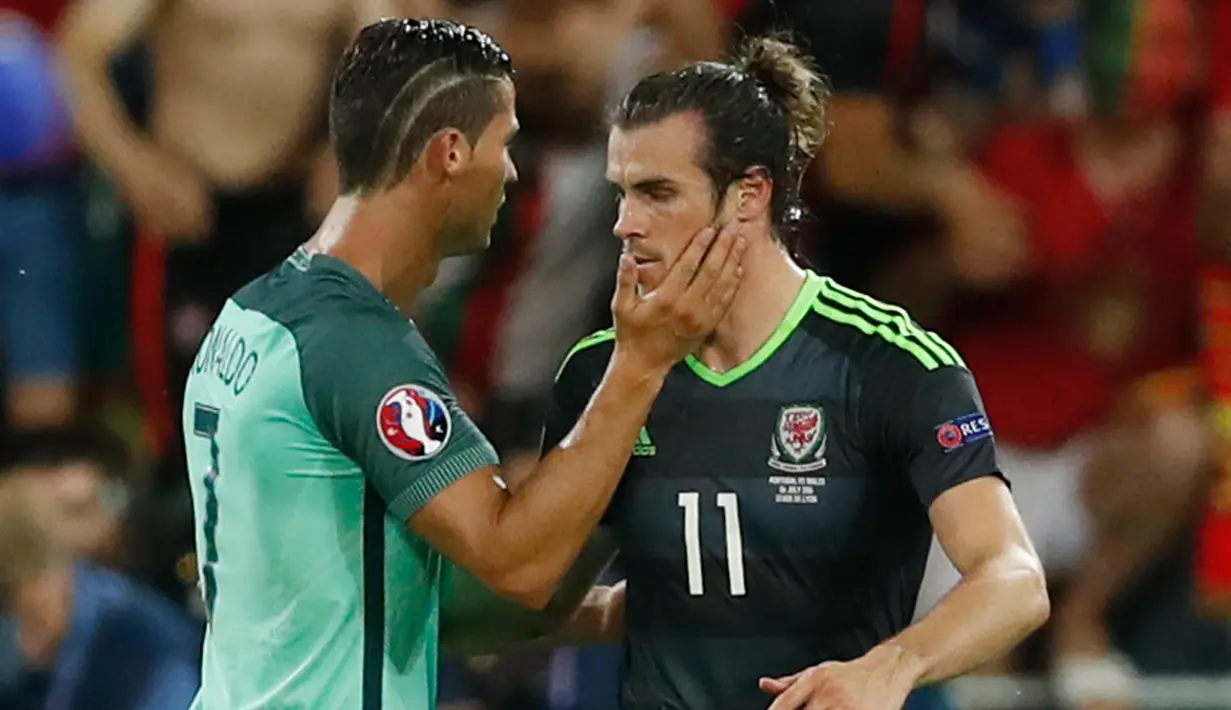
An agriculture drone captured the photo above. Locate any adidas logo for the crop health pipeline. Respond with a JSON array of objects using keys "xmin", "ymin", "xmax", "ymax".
[{"xmin": 633, "ymin": 426, "xmax": 656, "ymax": 456}]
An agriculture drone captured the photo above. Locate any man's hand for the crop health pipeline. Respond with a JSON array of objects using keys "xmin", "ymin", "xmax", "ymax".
[
  {"xmin": 566, "ymin": 580, "xmax": 625, "ymax": 642},
  {"xmin": 934, "ymin": 163, "xmax": 1027, "ymax": 287},
  {"xmin": 759, "ymin": 647, "xmax": 919, "ymax": 710},
  {"xmin": 118, "ymin": 144, "xmax": 213, "ymax": 243},
  {"xmin": 611, "ymin": 223, "xmax": 745, "ymax": 374}
]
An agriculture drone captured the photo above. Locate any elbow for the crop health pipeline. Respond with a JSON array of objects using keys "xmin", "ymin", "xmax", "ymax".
[
  {"xmin": 482, "ymin": 568, "xmax": 558, "ymax": 611},
  {"xmin": 466, "ymin": 555, "xmax": 562, "ymax": 611},
  {"xmin": 1020, "ymin": 563, "xmax": 1051, "ymax": 635}
]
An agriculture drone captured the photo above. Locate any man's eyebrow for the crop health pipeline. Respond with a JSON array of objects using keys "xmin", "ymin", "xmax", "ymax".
[{"xmin": 630, "ymin": 177, "xmax": 675, "ymax": 192}]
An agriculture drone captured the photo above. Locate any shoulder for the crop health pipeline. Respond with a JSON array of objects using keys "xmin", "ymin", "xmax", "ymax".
[
  {"xmin": 555, "ymin": 327, "xmax": 615, "ymax": 387},
  {"xmin": 234, "ymin": 258, "xmax": 438, "ymax": 373},
  {"xmin": 805, "ymin": 275, "xmax": 966, "ymax": 381},
  {"xmin": 84, "ymin": 566, "xmax": 201, "ymax": 654}
]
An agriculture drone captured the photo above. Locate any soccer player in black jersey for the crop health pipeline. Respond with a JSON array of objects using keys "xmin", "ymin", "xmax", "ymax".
[{"xmin": 543, "ymin": 36, "xmax": 1051, "ymax": 710}]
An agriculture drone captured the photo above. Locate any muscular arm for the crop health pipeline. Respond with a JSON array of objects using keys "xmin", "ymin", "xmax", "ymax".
[
  {"xmin": 869, "ymin": 364, "xmax": 1049, "ymax": 685},
  {"xmin": 761, "ymin": 362, "xmax": 1048, "ymax": 710},
  {"xmin": 411, "ymin": 356, "xmax": 655, "ymax": 609},
  {"xmin": 880, "ymin": 478, "xmax": 1048, "ymax": 685},
  {"xmin": 440, "ymin": 528, "xmax": 619, "ymax": 654},
  {"xmin": 438, "ymin": 338, "xmax": 627, "ymax": 651},
  {"xmin": 57, "ymin": 0, "xmax": 160, "ymax": 178}
]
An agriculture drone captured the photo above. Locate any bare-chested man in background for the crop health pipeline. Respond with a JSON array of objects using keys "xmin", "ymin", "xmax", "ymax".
[{"xmin": 59, "ymin": 0, "xmax": 441, "ymax": 462}]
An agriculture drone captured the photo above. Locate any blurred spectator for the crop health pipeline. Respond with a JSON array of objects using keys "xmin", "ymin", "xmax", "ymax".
[
  {"xmin": 57, "ymin": 0, "xmax": 436, "ymax": 465},
  {"xmin": 1196, "ymin": 0, "xmax": 1231, "ymax": 619},
  {"xmin": 915, "ymin": 0, "xmax": 1220, "ymax": 700},
  {"xmin": 0, "ymin": 473, "xmax": 201, "ymax": 710},
  {"xmin": 732, "ymin": 0, "xmax": 1029, "ymax": 321},
  {"xmin": 1198, "ymin": 266, "xmax": 1231, "ymax": 618},
  {"xmin": 1, "ymin": 427, "xmax": 131, "ymax": 570},
  {"xmin": 1198, "ymin": 0, "xmax": 1231, "ymax": 260},
  {"xmin": 445, "ymin": 0, "xmax": 720, "ymax": 146},
  {"xmin": 0, "ymin": 8, "xmax": 85, "ymax": 431}
]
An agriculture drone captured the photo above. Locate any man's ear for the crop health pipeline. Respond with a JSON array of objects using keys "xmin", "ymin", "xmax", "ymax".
[
  {"xmin": 423, "ymin": 128, "xmax": 472, "ymax": 179},
  {"xmin": 732, "ymin": 167, "xmax": 772, "ymax": 223}
]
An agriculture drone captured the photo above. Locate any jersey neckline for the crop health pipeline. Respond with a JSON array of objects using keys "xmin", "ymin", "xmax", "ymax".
[
  {"xmin": 682, "ymin": 270, "xmax": 822, "ymax": 387},
  {"xmin": 290, "ymin": 245, "xmax": 401, "ymax": 313}
]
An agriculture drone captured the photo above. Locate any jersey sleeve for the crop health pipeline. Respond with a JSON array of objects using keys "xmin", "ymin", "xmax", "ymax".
[
  {"xmin": 880, "ymin": 365, "xmax": 1005, "ymax": 508},
  {"xmin": 299, "ymin": 304, "xmax": 499, "ymax": 522}
]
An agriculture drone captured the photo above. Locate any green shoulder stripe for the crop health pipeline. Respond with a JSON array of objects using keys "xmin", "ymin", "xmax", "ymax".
[
  {"xmin": 814, "ymin": 277, "xmax": 965, "ymax": 370},
  {"xmin": 555, "ymin": 328, "xmax": 615, "ymax": 381}
]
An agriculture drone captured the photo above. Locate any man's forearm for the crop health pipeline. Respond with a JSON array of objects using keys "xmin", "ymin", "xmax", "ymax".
[
  {"xmin": 441, "ymin": 533, "xmax": 617, "ymax": 655},
  {"xmin": 875, "ymin": 560, "xmax": 1048, "ymax": 686},
  {"xmin": 819, "ymin": 97, "xmax": 946, "ymax": 212},
  {"xmin": 60, "ymin": 52, "xmax": 149, "ymax": 179},
  {"xmin": 488, "ymin": 354, "xmax": 662, "ymax": 606}
]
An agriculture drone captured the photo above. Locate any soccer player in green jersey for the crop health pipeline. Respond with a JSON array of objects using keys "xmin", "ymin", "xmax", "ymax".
[{"xmin": 181, "ymin": 18, "xmax": 745, "ymax": 709}]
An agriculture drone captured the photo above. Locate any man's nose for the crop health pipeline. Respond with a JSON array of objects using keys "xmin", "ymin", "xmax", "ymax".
[{"xmin": 613, "ymin": 200, "xmax": 643, "ymax": 241}]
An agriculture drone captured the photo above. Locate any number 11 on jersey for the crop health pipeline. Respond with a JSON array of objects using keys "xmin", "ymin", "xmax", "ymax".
[{"xmin": 678, "ymin": 491, "xmax": 747, "ymax": 596}]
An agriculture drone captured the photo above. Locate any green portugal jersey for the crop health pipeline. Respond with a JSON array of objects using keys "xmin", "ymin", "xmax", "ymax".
[{"xmin": 182, "ymin": 247, "xmax": 499, "ymax": 710}]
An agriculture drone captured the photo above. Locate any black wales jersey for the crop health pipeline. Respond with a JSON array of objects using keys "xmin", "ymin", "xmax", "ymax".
[{"xmin": 542, "ymin": 273, "xmax": 1005, "ymax": 710}]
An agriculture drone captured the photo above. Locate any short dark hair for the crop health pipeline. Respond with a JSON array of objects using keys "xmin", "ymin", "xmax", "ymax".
[
  {"xmin": 0, "ymin": 425, "xmax": 130, "ymax": 480},
  {"xmin": 613, "ymin": 34, "xmax": 830, "ymax": 239},
  {"xmin": 330, "ymin": 18, "xmax": 514, "ymax": 195}
]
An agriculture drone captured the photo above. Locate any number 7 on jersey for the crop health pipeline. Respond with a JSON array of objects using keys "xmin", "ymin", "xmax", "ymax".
[
  {"xmin": 193, "ymin": 403, "xmax": 222, "ymax": 620},
  {"xmin": 678, "ymin": 491, "xmax": 747, "ymax": 596}
]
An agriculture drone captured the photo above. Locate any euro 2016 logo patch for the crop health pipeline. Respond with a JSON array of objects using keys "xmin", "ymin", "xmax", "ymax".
[
  {"xmin": 768, "ymin": 404, "xmax": 828, "ymax": 473},
  {"xmin": 377, "ymin": 384, "xmax": 451, "ymax": 461},
  {"xmin": 936, "ymin": 412, "xmax": 993, "ymax": 453}
]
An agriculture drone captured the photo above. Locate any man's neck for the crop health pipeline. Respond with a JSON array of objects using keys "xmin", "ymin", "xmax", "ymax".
[
  {"xmin": 694, "ymin": 234, "xmax": 807, "ymax": 374},
  {"xmin": 308, "ymin": 195, "xmax": 443, "ymax": 314}
]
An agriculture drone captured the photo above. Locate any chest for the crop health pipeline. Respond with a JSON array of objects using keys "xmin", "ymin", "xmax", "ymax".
[
  {"xmin": 1029, "ymin": 138, "xmax": 1198, "ymax": 284},
  {"xmin": 164, "ymin": 0, "xmax": 344, "ymax": 43},
  {"xmin": 607, "ymin": 361, "xmax": 899, "ymax": 570}
]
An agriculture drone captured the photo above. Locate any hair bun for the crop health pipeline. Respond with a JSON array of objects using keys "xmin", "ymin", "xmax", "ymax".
[{"xmin": 733, "ymin": 34, "xmax": 830, "ymax": 160}]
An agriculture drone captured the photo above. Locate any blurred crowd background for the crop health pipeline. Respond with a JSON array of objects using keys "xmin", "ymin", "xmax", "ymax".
[{"xmin": 3, "ymin": 0, "xmax": 1231, "ymax": 708}]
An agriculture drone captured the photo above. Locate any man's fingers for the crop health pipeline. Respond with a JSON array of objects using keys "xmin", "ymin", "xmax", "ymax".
[
  {"xmin": 765, "ymin": 675, "xmax": 812, "ymax": 710},
  {"xmin": 759, "ymin": 673, "xmax": 801, "ymax": 694},
  {"xmin": 709, "ymin": 267, "xmax": 741, "ymax": 324},
  {"xmin": 611, "ymin": 253, "xmax": 638, "ymax": 314},
  {"xmin": 704, "ymin": 235, "xmax": 745, "ymax": 321},
  {"xmin": 680, "ymin": 223, "xmax": 738, "ymax": 296},
  {"xmin": 655, "ymin": 226, "xmax": 717, "ymax": 300}
]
